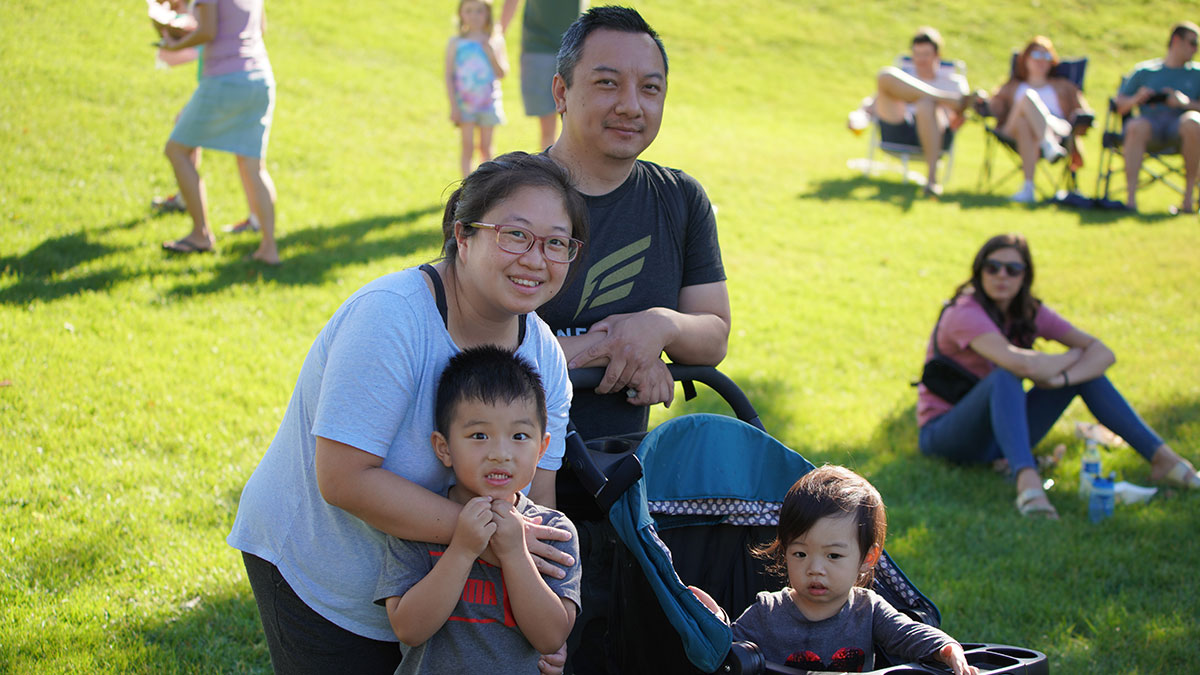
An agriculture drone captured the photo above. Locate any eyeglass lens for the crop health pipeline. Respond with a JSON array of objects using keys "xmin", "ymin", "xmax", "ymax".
[{"xmin": 493, "ymin": 225, "xmax": 579, "ymax": 262}]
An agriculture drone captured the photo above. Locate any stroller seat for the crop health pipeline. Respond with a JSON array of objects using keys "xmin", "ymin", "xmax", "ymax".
[{"xmin": 561, "ymin": 368, "xmax": 1045, "ymax": 674}]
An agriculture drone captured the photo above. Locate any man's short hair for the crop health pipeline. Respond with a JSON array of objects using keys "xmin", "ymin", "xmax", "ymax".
[
  {"xmin": 434, "ymin": 346, "xmax": 548, "ymax": 437},
  {"xmin": 556, "ymin": 5, "xmax": 669, "ymax": 88},
  {"xmin": 1170, "ymin": 21, "xmax": 1200, "ymax": 47},
  {"xmin": 911, "ymin": 26, "xmax": 944, "ymax": 56}
]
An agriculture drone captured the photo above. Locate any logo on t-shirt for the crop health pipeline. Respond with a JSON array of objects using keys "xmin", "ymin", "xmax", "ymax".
[
  {"xmin": 572, "ymin": 235, "xmax": 651, "ymax": 320},
  {"xmin": 785, "ymin": 647, "xmax": 865, "ymax": 671}
]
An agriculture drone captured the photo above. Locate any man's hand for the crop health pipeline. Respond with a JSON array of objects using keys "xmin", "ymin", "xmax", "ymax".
[
  {"xmin": 1167, "ymin": 89, "xmax": 1191, "ymax": 109},
  {"xmin": 569, "ymin": 310, "xmax": 676, "ymax": 406}
]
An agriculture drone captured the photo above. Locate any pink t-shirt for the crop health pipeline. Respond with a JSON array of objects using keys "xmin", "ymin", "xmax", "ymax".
[
  {"xmin": 195, "ymin": 0, "xmax": 270, "ymax": 78},
  {"xmin": 916, "ymin": 294, "xmax": 1074, "ymax": 427}
]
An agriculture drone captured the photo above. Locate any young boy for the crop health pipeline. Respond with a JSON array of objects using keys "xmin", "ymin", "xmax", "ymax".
[{"xmin": 374, "ymin": 346, "xmax": 581, "ymax": 673}]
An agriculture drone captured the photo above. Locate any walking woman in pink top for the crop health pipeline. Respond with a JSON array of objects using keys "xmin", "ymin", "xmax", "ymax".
[
  {"xmin": 158, "ymin": 0, "xmax": 279, "ymax": 264},
  {"xmin": 916, "ymin": 234, "xmax": 1199, "ymax": 519}
]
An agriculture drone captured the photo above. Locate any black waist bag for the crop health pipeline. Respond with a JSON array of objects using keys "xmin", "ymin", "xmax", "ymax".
[{"xmin": 915, "ymin": 302, "xmax": 980, "ymax": 404}]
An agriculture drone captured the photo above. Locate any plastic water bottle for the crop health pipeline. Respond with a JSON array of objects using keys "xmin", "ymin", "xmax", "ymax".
[
  {"xmin": 1089, "ymin": 473, "xmax": 1115, "ymax": 523},
  {"xmin": 1079, "ymin": 439, "xmax": 1101, "ymax": 496}
]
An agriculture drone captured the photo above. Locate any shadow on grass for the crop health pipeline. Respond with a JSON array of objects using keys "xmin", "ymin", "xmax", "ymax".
[
  {"xmin": 798, "ymin": 174, "xmax": 1013, "ymax": 211},
  {"xmin": 166, "ymin": 205, "xmax": 444, "ymax": 297},
  {"xmin": 1073, "ymin": 205, "xmax": 1179, "ymax": 226},
  {"xmin": 798, "ymin": 175, "xmax": 921, "ymax": 211},
  {"xmin": 0, "ymin": 205, "xmax": 443, "ymax": 305}
]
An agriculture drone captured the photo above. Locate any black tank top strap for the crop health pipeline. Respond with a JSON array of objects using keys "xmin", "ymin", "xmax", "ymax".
[
  {"xmin": 420, "ymin": 264, "xmax": 528, "ymax": 346},
  {"xmin": 419, "ymin": 264, "xmax": 449, "ymax": 328}
]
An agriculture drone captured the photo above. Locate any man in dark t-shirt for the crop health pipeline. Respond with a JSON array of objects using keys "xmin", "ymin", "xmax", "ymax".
[{"xmin": 539, "ymin": 7, "xmax": 730, "ymax": 440}]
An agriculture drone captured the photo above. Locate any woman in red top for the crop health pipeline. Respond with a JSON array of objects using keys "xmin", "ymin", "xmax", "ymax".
[{"xmin": 917, "ymin": 234, "xmax": 1198, "ymax": 518}]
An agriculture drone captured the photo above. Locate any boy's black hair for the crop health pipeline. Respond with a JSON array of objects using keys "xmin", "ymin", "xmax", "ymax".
[
  {"xmin": 556, "ymin": 5, "xmax": 668, "ymax": 88},
  {"xmin": 435, "ymin": 346, "xmax": 548, "ymax": 437}
]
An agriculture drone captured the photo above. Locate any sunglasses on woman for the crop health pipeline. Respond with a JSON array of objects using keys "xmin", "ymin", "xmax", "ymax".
[
  {"xmin": 982, "ymin": 259, "xmax": 1027, "ymax": 277},
  {"xmin": 1029, "ymin": 49, "xmax": 1053, "ymax": 62},
  {"xmin": 463, "ymin": 221, "xmax": 583, "ymax": 263}
]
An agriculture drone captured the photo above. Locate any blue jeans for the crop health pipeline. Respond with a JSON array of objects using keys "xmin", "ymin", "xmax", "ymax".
[{"xmin": 919, "ymin": 370, "xmax": 1163, "ymax": 474}]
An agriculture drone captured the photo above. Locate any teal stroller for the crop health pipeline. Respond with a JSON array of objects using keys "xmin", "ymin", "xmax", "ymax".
[{"xmin": 558, "ymin": 366, "xmax": 1048, "ymax": 674}]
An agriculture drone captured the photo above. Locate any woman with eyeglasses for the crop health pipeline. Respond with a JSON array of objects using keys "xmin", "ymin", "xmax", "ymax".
[
  {"xmin": 226, "ymin": 152, "xmax": 587, "ymax": 673},
  {"xmin": 916, "ymin": 234, "xmax": 1199, "ymax": 519},
  {"xmin": 982, "ymin": 36, "xmax": 1092, "ymax": 203}
]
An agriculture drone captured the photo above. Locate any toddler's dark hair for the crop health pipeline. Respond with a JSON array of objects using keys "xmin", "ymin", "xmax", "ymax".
[
  {"xmin": 754, "ymin": 465, "xmax": 888, "ymax": 587},
  {"xmin": 435, "ymin": 345, "xmax": 547, "ymax": 437}
]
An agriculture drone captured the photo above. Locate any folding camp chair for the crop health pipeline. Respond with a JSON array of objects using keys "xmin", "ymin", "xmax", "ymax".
[
  {"xmin": 977, "ymin": 56, "xmax": 1094, "ymax": 199},
  {"xmin": 848, "ymin": 55, "xmax": 966, "ymax": 186},
  {"xmin": 1096, "ymin": 60, "xmax": 1188, "ymax": 206}
]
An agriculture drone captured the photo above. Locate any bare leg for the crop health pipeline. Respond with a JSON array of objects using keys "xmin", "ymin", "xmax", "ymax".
[
  {"xmin": 236, "ymin": 157, "xmax": 257, "ymax": 225},
  {"xmin": 874, "ymin": 66, "xmax": 963, "ymax": 124},
  {"xmin": 912, "ymin": 97, "xmax": 945, "ymax": 190},
  {"xmin": 1177, "ymin": 113, "xmax": 1200, "ymax": 212},
  {"xmin": 1123, "ymin": 117, "xmax": 1152, "ymax": 211},
  {"xmin": 1148, "ymin": 444, "xmax": 1195, "ymax": 480},
  {"xmin": 538, "ymin": 113, "xmax": 557, "ymax": 150},
  {"xmin": 164, "ymin": 139, "xmax": 214, "ymax": 249},
  {"xmin": 237, "ymin": 155, "xmax": 278, "ymax": 265},
  {"xmin": 459, "ymin": 122, "xmax": 476, "ymax": 178},
  {"xmin": 1007, "ymin": 113, "xmax": 1041, "ymax": 182},
  {"xmin": 478, "ymin": 124, "xmax": 495, "ymax": 165}
]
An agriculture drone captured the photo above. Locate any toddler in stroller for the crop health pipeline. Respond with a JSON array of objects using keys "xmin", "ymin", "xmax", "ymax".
[
  {"xmin": 711, "ymin": 464, "xmax": 977, "ymax": 674},
  {"xmin": 559, "ymin": 366, "xmax": 1048, "ymax": 674}
]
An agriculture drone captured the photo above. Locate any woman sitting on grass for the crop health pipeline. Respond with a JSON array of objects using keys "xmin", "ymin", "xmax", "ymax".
[
  {"xmin": 916, "ymin": 233, "xmax": 1199, "ymax": 519},
  {"xmin": 981, "ymin": 36, "xmax": 1091, "ymax": 204}
]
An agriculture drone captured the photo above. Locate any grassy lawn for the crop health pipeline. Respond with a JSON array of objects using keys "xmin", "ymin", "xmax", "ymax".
[{"xmin": 2, "ymin": 1, "xmax": 1198, "ymax": 672}]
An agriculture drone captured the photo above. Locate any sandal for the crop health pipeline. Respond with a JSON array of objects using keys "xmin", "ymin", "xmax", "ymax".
[
  {"xmin": 1162, "ymin": 461, "xmax": 1200, "ymax": 490},
  {"xmin": 1015, "ymin": 488, "xmax": 1059, "ymax": 519},
  {"xmin": 162, "ymin": 238, "xmax": 214, "ymax": 254}
]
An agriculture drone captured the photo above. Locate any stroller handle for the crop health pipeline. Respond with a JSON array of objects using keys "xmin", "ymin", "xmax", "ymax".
[{"xmin": 568, "ymin": 364, "xmax": 765, "ymax": 431}]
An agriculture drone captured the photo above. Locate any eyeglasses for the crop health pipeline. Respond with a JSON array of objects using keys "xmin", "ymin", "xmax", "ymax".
[
  {"xmin": 982, "ymin": 259, "xmax": 1027, "ymax": 277},
  {"xmin": 463, "ymin": 222, "xmax": 583, "ymax": 263},
  {"xmin": 1029, "ymin": 49, "xmax": 1053, "ymax": 62}
]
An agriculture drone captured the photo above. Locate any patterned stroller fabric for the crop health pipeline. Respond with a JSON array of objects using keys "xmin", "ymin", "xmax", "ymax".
[{"xmin": 608, "ymin": 414, "xmax": 940, "ymax": 672}]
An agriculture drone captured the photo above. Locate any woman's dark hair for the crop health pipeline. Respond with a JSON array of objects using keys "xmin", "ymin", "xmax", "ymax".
[
  {"xmin": 556, "ymin": 6, "xmax": 668, "ymax": 88},
  {"xmin": 754, "ymin": 465, "xmax": 887, "ymax": 588},
  {"xmin": 440, "ymin": 151, "xmax": 589, "ymax": 279},
  {"xmin": 952, "ymin": 233, "xmax": 1041, "ymax": 348},
  {"xmin": 1013, "ymin": 35, "xmax": 1059, "ymax": 82}
]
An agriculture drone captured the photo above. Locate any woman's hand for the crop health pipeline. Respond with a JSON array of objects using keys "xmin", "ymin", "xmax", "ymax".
[{"xmin": 521, "ymin": 514, "xmax": 575, "ymax": 579}]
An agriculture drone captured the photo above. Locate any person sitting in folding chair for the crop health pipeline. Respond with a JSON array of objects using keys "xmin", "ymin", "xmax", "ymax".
[
  {"xmin": 1117, "ymin": 21, "xmax": 1200, "ymax": 214},
  {"xmin": 981, "ymin": 37, "xmax": 1091, "ymax": 204},
  {"xmin": 854, "ymin": 27, "xmax": 974, "ymax": 197}
]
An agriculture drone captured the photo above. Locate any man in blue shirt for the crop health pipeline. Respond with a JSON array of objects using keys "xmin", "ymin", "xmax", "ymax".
[{"xmin": 1117, "ymin": 21, "xmax": 1200, "ymax": 213}]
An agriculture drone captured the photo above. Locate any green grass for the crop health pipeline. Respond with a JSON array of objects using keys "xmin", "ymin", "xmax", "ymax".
[{"xmin": 3, "ymin": 1, "xmax": 1199, "ymax": 672}]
